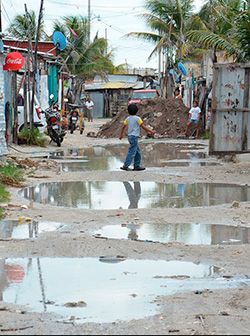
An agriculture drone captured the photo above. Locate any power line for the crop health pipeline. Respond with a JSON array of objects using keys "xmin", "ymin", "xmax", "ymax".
[
  {"xmin": 47, "ymin": 0, "xmax": 144, "ymax": 10},
  {"xmin": 2, "ymin": 2, "xmax": 11, "ymax": 24},
  {"xmin": 9, "ymin": 0, "xmax": 18, "ymax": 14},
  {"xmin": 43, "ymin": 10, "xmax": 142, "ymax": 21},
  {"xmin": 0, "ymin": 0, "xmax": 2, "ymax": 32},
  {"xmin": 1, "ymin": 0, "xmax": 153, "ymax": 69}
]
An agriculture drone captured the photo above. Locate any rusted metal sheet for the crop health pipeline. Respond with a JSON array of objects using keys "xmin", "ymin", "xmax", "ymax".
[{"xmin": 209, "ymin": 63, "xmax": 250, "ymax": 154}]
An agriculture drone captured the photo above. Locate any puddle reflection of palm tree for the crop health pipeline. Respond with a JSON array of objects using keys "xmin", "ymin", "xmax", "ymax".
[{"xmin": 123, "ymin": 182, "xmax": 141, "ymax": 209}]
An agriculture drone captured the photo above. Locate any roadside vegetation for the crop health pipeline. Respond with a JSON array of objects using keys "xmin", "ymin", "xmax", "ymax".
[
  {"xmin": 0, "ymin": 164, "xmax": 24, "ymax": 187},
  {"xmin": 0, "ymin": 164, "xmax": 25, "ymax": 219},
  {"xmin": 0, "ymin": 184, "xmax": 9, "ymax": 219},
  {"xmin": 18, "ymin": 127, "xmax": 48, "ymax": 147}
]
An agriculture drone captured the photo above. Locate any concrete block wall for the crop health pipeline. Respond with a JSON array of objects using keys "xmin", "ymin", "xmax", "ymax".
[{"xmin": 0, "ymin": 55, "xmax": 7, "ymax": 156}]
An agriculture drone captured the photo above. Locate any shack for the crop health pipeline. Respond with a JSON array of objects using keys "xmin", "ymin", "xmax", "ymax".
[
  {"xmin": 2, "ymin": 39, "xmax": 66, "ymax": 144},
  {"xmin": 85, "ymin": 74, "xmax": 150, "ymax": 117}
]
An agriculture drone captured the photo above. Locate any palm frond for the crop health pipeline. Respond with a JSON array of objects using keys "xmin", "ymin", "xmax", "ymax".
[
  {"xmin": 187, "ymin": 30, "xmax": 239, "ymax": 57},
  {"xmin": 125, "ymin": 31, "xmax": 162, "ymax": 44}
]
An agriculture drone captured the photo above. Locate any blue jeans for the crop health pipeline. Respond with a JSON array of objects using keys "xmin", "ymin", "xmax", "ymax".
[{"xmin": 124, "ymin": 135, "xmax": 141, "ymax": 168}]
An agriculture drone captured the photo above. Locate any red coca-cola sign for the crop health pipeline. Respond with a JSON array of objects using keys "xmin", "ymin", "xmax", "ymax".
[{"xmin": 3, "ymin": 51, "xmax": 25, "ymax": 71}]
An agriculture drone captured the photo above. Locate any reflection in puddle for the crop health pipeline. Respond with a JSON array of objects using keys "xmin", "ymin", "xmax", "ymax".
[
  {"xmin": 20, "ymin": 182, "xmax": 250, "ymax": 209},
  {"xmin": 163, "ymin": 161, "xmax": 220, "ymax": 167},
  {"xmin": 48, "ymin": 144, "xmax": 216, "ymax": 171},
  {"xmin": 1, "ymin": 258, "xmax": 249, "ymax": 323},
  {"xmin": 0, "ymin": 220, "xmax": 63, "ymax": 239},
  {"xmin": 95, "ymin": 223, "xmax": 250, "ymax": 245}
]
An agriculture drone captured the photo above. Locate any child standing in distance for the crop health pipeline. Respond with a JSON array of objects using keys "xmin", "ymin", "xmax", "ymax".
[
  {"xmin": 85, "ymin": 96, "xmax": 94, "ymax": 122},
  {"xmin": 119, "ymin": 103, "xmax": 155, "ymax": 171},
  {"xmin": 185, "ymin": 100, "xmax": 201, "ymax": 138}
]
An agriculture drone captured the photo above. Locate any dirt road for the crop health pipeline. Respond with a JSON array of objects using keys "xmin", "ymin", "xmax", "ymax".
[{"xmin": 0, "ymin": 119, "xmax": 250, "ymax": 335}]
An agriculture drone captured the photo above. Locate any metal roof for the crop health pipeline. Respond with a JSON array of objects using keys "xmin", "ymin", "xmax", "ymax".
[
  {"xmin": 3, "ymin": 45, "xmax": 56, "ymax": 59},
  {"xmin": 94, "ymin": 74, "xmax": 139, "ymax": 83},
  {"xmin": 85, "ymin": 81, "xmax": 150, "ymax": 91}
]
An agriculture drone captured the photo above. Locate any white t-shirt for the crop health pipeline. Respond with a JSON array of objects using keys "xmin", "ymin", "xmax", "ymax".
[
  {"xmin": 189, "ymin": 106, "xmax": 201, "ymax": 120},
  {"xmin": 124, "ymin": 115, "xmax": 143, "ymax": 137},
  {"xmin": 85, "ymin": 100, "xmax": 94, "ymax": 110}
]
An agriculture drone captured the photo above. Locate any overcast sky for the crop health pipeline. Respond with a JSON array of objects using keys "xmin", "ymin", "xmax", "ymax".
[{"xmin": 1, "ymin": 0, "xmax": 204, "ymax": 69}]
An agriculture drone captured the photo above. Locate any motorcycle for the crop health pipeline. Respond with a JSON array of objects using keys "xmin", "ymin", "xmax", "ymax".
[
  {"xmin": 69, "ymin": 111, "xmax": 78, "ymax": 134},
  {"xmin": 68, "ymin": 104, "xmax": 85, "ymax": 135},
  {"xmin": 43, "ymin": 98, "xmax": 66, "ymax": 147}
]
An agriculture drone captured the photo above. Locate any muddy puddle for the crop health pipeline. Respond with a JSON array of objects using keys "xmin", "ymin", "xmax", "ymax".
[
  {"xmin": 1, "ymin": 258, "xmax": 249, "ymax": 323},
  {"xmin": 0, "ymin": 220, "xmax": 63, "ymax": 240},
  {"xmin": 20, "ymin": 182, "xmax": 250, "ymax": 209},
  {"xmin": 95, "ymin": 223, "xmax": 250, "ymax": 245},
  {"xmin": 48, "ymin": 143, "xmax": 219, "ymax": 171}
]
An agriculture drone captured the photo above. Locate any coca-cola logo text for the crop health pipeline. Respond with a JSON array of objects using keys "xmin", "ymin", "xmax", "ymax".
[
  {"xmin": 3, "ymin": 52, "xmax": 25, "ymax": 71},
  {"xmin": 6, "ymin": 58, "xmax": 23, "ymax": 65}
]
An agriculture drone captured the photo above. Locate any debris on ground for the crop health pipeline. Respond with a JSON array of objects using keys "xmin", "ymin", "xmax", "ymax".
[
  {"xmin": 97, "ymin": 98, "xmax": 189, "ymax": 138},
  {"xmin": 0, "ymin": 174, "xmax": 23, "ymax": 187},
  {"xmin": 9, "ymin": 158, "xmax": 39, "ymax": 169},
  {"xmin": 231, "ymin": 201, "xmax": 240, "ymax": 208},
  {"xmin": 87, "ymin": 131, "xmax": 97, "ymax": 138},
  {"xmin": 8, "ymin": 157, "xmax": 59, "ymax": 171},
  {"xmin": 64, "ymin": 301, "xmax": 87, "ymax": 308}
]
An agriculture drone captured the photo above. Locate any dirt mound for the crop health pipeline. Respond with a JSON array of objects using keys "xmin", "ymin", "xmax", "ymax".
[{"xmin": 97, "ymin": 98, "xmax": 189, "ymax": 138}]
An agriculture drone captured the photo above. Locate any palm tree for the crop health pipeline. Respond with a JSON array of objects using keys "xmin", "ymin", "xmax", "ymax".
[
  {"xmin": 126, "ymin": 0, "xmax": 195, "ymax": 97},
  {"xmin": 7, "ymin": 10, "xmax": 46, "ymax": 40},
  {"xmin": 127, "ymin": 0, "xmax": 194, "ymax": 66},
  {"xmin": 187, "ymin": 0, "xmax": 250, "ymax": 62},
  {"xmin": 53, "ymin": 15, "xmax": 117, "ymax": 78}
]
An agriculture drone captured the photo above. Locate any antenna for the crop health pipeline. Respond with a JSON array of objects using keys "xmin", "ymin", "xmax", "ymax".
[{"xmin": 52, "ymin": 31, "xmax": 67, "ymax": 52}]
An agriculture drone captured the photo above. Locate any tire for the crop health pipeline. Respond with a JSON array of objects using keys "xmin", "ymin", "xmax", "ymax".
[
  {"xmin": 49, "ymin": 128, "xmax": 61, "ymax": 147},
  {"xmin": 70, "ymin": 124, "xmax": 76, "ymax": 134}
]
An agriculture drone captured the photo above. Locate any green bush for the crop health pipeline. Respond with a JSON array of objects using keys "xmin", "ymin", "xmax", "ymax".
[
  {"xmin": 0, "ymin": 184, "xmax": 9, "ymax": 219},
  {"xmin": 0, "ymin": 164, "xmax": 24, "ymax": 187},
  {"xmin": 0, "ymin": 184, "xmax": 9, "ymax": 203},
  {"xmin": 18, "ymin": 127, "xmax": 48, "ymax": 147}
]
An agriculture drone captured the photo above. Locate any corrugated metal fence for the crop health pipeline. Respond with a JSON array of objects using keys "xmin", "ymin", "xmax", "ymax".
[{"xmin": 209, "ymin": 63, "xmax": 250, "ymax": 154}]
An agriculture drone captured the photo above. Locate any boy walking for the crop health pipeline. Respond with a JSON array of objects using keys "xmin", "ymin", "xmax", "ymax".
[{"xmin": 119, "ymin": 103, "xmax": 155, "ymax": 171}]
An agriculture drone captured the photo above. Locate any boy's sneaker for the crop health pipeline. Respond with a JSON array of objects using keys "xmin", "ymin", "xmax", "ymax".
[
  {"xmin": 120, "ymin": 166, "xmax": 132, "ymax": 171},
  {"xmin": 133, "ymin": 166, "xmax": 146, "ymax": 171}
]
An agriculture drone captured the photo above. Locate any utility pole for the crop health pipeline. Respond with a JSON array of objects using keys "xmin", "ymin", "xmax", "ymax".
[
  {"xmin": 0, "ymin": 0, "xmax": 2, "ymax": 33},
  {"xmin": 88, "ymin": 0, "xmax": 91, "ymax": 44},
  {"xmin": 31, "ymin": 0, "xmax": 44, "ymax": 130},
  {"xmin": 25, "ymin": 4, "xmax": 34, "ymax": 129}
]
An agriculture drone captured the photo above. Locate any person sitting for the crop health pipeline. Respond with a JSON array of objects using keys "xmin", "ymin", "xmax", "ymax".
[{"xmin": 174, "ymin": 87, "xmax": 183, "ymax": 100}]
